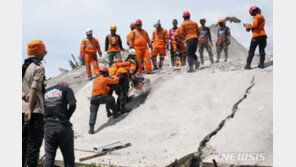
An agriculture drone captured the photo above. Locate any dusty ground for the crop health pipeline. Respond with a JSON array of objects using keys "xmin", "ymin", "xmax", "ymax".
[{"xmin": 44, "ymin": 25, "xmax": 273, "ymax": 167}]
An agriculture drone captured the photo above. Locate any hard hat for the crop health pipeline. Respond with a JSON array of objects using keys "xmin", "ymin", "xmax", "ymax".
[
  {"xmin": 27, "ymin": 40, "xmax": 46, "ymax": 56},
  {"xmin": 114, "ymin": 58, "xmax": 122, "ymax": 63},
  {"xmin": 129, "ymin": 48, "xmax": 136, "ymax": 55},
  {"xmin": 249, "ymin": 6, "xmax": 259, "ymax": 16},
  {"xmin": 218, "ymin": 19, "xmax": 225, "ymax": 25},
  {"xmin": 135, "ymin": 19, "xmax": 142, "ymax": 25},
  {"xmin": 110, "ymin": 24, "xmax": 117, "ymax": 30},
  {"xmin": 130, "ymin": 22, "xmax": 136, "ymax": 28},
  {"xmin": 183, "ymin": 11, "xmax": 190, "ymax": 18},
  {"xmin": 154, "ymin": 20, "xmax": 161, "ymax": 28},
  {"xmin": 200, "ymin": 18, "xmax": 206, "ymax": 22},
  {"xmin": 86, "ymin": 28, "xmax": 93, "ymax": 35},
  {"xmin": 99, "ymin": 66, "xmax": 109, "ymax": 73}
]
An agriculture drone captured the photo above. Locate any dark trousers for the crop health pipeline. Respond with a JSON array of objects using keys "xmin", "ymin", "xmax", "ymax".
[
  {"xmin": 44, "ymin": 123, "xmax": 74, "ymax": 167},
  {"xmin": 247, "ymin": 35, "xmax": 267, "ymax": 65},
  {"xmin": 22, "ymin": 113, "xmax": 44, "ymax": 167},
  {"xmin": 186, "ymin": 38, "xmax": 199, "ymax": 68},
  {"xmin": 170, "ymin": 43, "xmax": 175, "ymax": 66},
  {"xmin": 89, "ymin": 94, "xmax": 117, "ymax": 125},
  {"xmin": 117, "ymin": 74, "xmax": 130, "ymax": 111}
]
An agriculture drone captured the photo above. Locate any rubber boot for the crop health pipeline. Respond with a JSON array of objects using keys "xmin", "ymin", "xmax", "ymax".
[
  {"xmin": 88, "ymin": 125, "xmax": 94, "ymax": 134},
  {"xmin": 152, "ymin": 60, "xmax": 158, "ymax": 70},
  {"xmin": 106, "ymin": 108, "xmax": 112, "ymax": 118},
  {"xmin": 159, "ymin": 56, "xmax": 164, "ymax": 70}
]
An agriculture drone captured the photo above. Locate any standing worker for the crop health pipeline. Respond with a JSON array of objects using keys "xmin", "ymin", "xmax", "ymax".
[
  {"xmin": 22, "ymin": 40, "xmax": 47, "ymax": 167},
  {"xmin": 80, "ymin": 28, "xmax": 102, "ymax": 80},
  {"xmin": 176, "ymin": 11, "xmax": 201, "ymax": 73},
  {"xmin": 198, "ymin": 18, "xmax": 214, "ymax": 64},
  {"xmin": 216, "ymin": 19, "xmax": 231, "ymax": 63},
  {"xmin": 168, "ymin": 19, "xmax": 179, "ymax": 66},
  {"xmin": 151, "ymin": 20, "xmax": 169, "ymax": 70},
  {"xmin": 127, "ymin": 22, "xmax": 136, "ymax": 46},
  {"xmin": 129, "ymin": 19, "xmax": 153, "ymax": 74},
  {"xmin": 172, "ymin": 28, "xmax": 187, "ymax": 66},
  {"xmin": 243, "ymin": 6, "xmax": 267, "ymax": 69},
  {"xmin": 89, "ymin": 67, "xmax": 119, "ymax": 134},
  {"xmin": 43, "ymin": 82, "xmax": 76, "ymax": 167},
  {"xmin": 105, "ymin": 24, "xmax": 124, "ymax": 66}
]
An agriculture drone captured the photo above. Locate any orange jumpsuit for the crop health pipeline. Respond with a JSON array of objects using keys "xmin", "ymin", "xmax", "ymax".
[
  {"xmin": 151, "ymin": 27, "xmax": 169, "ymax": 66},
  {"xmin": 129, "ymin": 28, "xmax": 152, "ymax": 74},
  {"xmin": 109, "ymin": 61, "xmax": 136, "ymax": 78},
  {"xmin": 246, "ymin": 13, "xmax": 267, "ymax": 38},
  {"xmin": 80, "ymin": 37, "xmax": 102, "ymax": 78},
  {"xmin": 172, "ymin": 28, "xmax": 186, "ymax": 66},
  {"xmin": 91, "ymin": 75, "xmax": 119, "ymax": 97}
]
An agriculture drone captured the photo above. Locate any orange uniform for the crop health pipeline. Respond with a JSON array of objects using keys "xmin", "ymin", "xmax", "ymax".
[
  {"xmin": 172, "ymin": 28, "xmax": 186, "ymax": 66},
  {"xmin": 129, "ymin": 28, "xmax": 152, "ymax": 74},
  {"xmin": 126, "ymin": 31, "xmax": 134, "ymax": 46},
  {"xmin": 178, "ymin": 20, "xmax": 200, "ymax": 40},
  {"xmin": 109, "ymin": 61, "xmax": 136, "ymax": 77},
  {"xmin": 151, "ymin": 27, "xmax": 169, "ymax": 65},
  {"xmin": 246, "ymin": 13, "xmax": 267, "ymax": 38},
  {"xmin": 80, "ymin": 37, "xmax": 102, "ymax": 78},
  {"xmin": 91, "ymin": 75, "xmax": 119, "ymax": 97}
]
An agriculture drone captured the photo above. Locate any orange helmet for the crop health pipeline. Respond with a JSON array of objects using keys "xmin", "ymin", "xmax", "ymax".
[
  {"xmin": 100, "ymin": 66, "xmax": 109, "ymax": 73},
  {"xmin": 135, "ymin": 19, "xmax": 142, "ymax": 25},
  {"xmin": 218, "ymin": 19, "xmax": 225, "ymax": 25},
  {"xmin": 114, "ymin": 58, "xmax": 122, "ymax": 63},
  {"xmin": 27, "ymin": 40, "xmax": 46, "ymax": 56}
]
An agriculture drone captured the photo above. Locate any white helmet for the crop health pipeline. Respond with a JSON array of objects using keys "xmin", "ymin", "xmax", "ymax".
[
  {"xmin": 129, "ymin": 48, "xmax": 136, "ymax": 55},
  {"xmin": 86, "ymin": 28, "xmax": 93, "ymax": 35}
]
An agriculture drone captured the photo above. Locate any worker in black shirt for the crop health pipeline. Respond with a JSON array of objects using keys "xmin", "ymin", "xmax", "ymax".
[{"xmin": 44, "ymin": 82, "xmax": 76, "ymax": 167}]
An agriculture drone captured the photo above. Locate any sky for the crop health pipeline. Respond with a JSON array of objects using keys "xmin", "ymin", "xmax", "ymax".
[{"xmin": 22, "ymin": 0, "xmax": 273, "ymax": 77}]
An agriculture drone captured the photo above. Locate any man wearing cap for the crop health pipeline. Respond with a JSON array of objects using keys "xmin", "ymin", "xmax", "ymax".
[
  {"xmin": 22, "ymin": 39, "xmax": 47, "ymax": 167},
  {"xmin": 43, "ymin": 82, "xmax": 77, "ymax": 167}
]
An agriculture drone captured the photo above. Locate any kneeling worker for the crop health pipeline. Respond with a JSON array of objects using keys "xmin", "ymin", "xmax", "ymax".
[
  {"xmin": 44, "ymin": 82, "xmax": 77, "ymax": 167},
  {"xmin": 89, "ymin": 67, "xmax": 119, "ymax": 134}
]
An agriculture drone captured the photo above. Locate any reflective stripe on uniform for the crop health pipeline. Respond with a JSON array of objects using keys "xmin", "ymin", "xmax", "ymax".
[
  {"xmin": 134, "ymin": 30, "xmax": 147, "ymax": 38},
  {"xmin": 144, "ymin": 58, "xmax": 151, "ymax": 61},
  {"xmin": 85, "ymin": 64, "xmax": 91, "ymax": 66}
]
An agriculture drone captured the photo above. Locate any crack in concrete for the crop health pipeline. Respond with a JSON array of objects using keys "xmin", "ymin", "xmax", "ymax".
[{"xmin": 167, "ymin": 76, "xmax": 256, "ymax": 167}]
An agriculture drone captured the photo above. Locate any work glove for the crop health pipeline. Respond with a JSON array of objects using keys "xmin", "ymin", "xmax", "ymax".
[
  {"xmin": 120, "ymin": 51, "xmax": 124, "ymax": 57},
  {"xmin": 104, "ymin": 52, "xmax": 108, "ymax": 57},
  {"xmin": 227, "ymin": 40, "xmax": 231, "ymax": 45}
]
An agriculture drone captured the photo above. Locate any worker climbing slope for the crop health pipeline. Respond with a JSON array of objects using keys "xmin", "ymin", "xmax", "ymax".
[
  {"xmin": 172, "ymin": 27, "xmax": 187, "ymax": 66},
  {"xmin": 151, "ymin": 20, "xmax": 169, "ymax": 70},
  {"xmin": 168, "ymin": 19, "xmax": 179, "ymax": 66},
  {"xmin": 198, "ymin": 18, "xmax": 214, "ymax": 64},
  {"xmin": 89, "ymin": 67, "xmax": 119, "ymax": 134},
  {"xmin": 243, "ymin": 6, "xmax": 267, "ymax": 69},
  {"xmin": 105, "ymin": 24, "xmax": 124, "ymax": 66},
  {"xmin": 129, "ymin": 19, "xmax": 153, "ymax": 74},
  {"xmin": 176, "ymin": 11, "xmax": 201, "ymax": 73},
  {"xmin": 80, "ymin": 29, "xmax": 102, "ymax": 80},
  {"xmin": 216, "ymin": 19, "xmax": 231, "ymax": 62}
]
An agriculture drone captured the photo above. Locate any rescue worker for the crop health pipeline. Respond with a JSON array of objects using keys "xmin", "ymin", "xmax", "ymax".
[
  {"xmin": 172, "ymin": 28, "xmax": 187, "ymax": 66},
  {"xmin": 151, "ymin": 20, "xmax": 169, "ymax": 70},
  {"xmin": 109, "ymin": 58, "xmax": 137, "ymax": 113},
  {"xmin": 105, "ymin": 24, "xmax": 124, "ymax": 66},
  {"xmin": 243, "ymin": 6, "xmax": 267, "ymax": 69},
  {"xmin": 44, "ymin": 82, "xmax": 76, "ymax": 167},
  {"xmin": 129, "ymin": 19, "xmax": 153, "ymax": 74},
  {"xmin": 216, "ymin": 19, "xmax": 231, "ymax": 63},
  {"xmin": 125, "ymin": 48, "xmax": 139, "ymax": 74},
  {"xmin": 80, "ymin": 28, "xmax": 102, "ymax": 80},
  {"xmin": 22, "ymin": 40, "xmax": 47, "ymax": 167},
  {"xmin": 176, "ymin": 11, "xmax": 201, "ymax": 73},
  {"xmin": 198, "ymin": 18, "xmax": 214, "ymax": 64},
  {"xmin": 127, "ymin": 22, "xmax": 136, "ymax": 46},
  {"xmin": 89, "ymin": 67, "xmax": 119, "ymax": 134},
  {"xmin": 168, "ymin": 19, "xmax": 179, "ymax": 66}
]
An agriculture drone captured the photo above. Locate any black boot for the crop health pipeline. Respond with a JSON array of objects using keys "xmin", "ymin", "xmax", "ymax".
[
  {"xmin": 88, "ymin": 125, "xmax": 94, "ymax": 134},
  {"xmin": 194, "ymin": 61, "xmax": 200, "ymax": 70},
  {"xmin": 244, "ymin": 64, "xmax": 251, "ymax": 70},
  {"xmin": 258, "ymin": 62, "xmax": 265, "ymax": 69},
  {"xmin": 187, "ymin": 67, "xmax": 195, "ymax": 73}
]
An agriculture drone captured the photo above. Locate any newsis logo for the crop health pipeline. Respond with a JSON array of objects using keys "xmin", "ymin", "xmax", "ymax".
[{"xmin": 219, "ymin": 153, "xmax": 266, "ymax": 162}]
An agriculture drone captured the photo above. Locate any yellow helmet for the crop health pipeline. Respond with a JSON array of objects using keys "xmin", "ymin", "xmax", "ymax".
[{"xmin": 110, "ymin": 24, "xmax": 117, "ymax": 30}]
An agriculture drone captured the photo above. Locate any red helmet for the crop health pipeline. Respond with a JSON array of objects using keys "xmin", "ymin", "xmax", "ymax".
[
  {"xmin": 249, "ymin": 6, "xmax": 259, "ymax": 15},
  {"xmin": 183, "ymin": 11, "xmax": 190, "ymax": 18},
  {"xmin": 130, "ymin": 22, "xmax": 136, "ymax": 28},
  {"xmin": 99, "ymin": 66, "xmax": 109, "ymax": 73},
  {"xmin": 114, "ymin": 58, "xmax": 122, "ymax": 63},
  {"xmin": 135, "ymin": 19, "xmax": 142, "ymax": 25}
]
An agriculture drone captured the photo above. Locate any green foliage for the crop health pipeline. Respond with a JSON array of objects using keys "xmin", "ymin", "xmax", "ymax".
[{"xmin": 69, "ymin": 60, "xmax": 77, "ymax": 69}]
